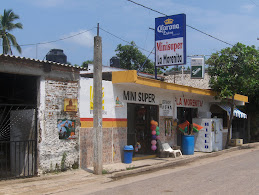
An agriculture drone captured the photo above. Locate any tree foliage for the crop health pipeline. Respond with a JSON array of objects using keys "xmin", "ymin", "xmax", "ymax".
[
  {"xmin": 81, "ymin": 60, "xmax": 93, "ymax": 69},
  {"xmin": 207, "ymin": 43, "xmax": 259, "ymax": 100},
  {"xmin": 206, "ymin": 42, "xmax": 259, "ymax": 145},
  {"xmin": 0, "ymin": 9, "xmax": 23, "ymax": 54},
  {"xmin": 115, "ymin": 41, "xmax": 162, "ymax": 74}
]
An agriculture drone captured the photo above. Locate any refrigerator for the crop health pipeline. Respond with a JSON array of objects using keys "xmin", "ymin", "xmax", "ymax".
[{"xmin": 193, "ymin": 118, "xmax": 223, "ymax": 152}]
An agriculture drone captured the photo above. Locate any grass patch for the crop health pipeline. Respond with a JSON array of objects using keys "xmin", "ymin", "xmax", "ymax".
[
  {"xmin": 126, "ymin": 165, "xmax": 135, "ymax": 170},
  {"xmin": 102, "ymin": 169, "xmax": 109, "ymax": 174}
]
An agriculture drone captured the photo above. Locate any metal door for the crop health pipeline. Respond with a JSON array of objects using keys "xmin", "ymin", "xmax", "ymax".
[{"xmin": 0, "ymin": 104, "xmax": 37, "ymax": 179}]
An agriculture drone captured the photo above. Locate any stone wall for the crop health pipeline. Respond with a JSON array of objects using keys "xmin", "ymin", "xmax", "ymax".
[
  {"xmin": 165, "ymin": 71, "xmax": 210, "ymax": 89},
  {"xmin": 80, "ymin": 127, "xmax": 127, "ymax": 168},
  {"xmin": 38, "ymin": 78, "xmax": 80, "ymax": 173}
]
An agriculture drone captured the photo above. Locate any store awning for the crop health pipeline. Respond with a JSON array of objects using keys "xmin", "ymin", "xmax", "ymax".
[
  {"xmin": 112, "ymin": 70, "xmax": 249, "ymax": 103},
  {"xmin": 217, "ymin": 104, "xmax": 247, "ymax": 119}
]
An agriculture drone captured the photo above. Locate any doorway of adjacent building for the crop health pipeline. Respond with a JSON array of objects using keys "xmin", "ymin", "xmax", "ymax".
[
  {"xmin": 176, "ymin": 107, "xmax": 198, "ymax": 146},
  {"xmin": 127, "ymin": 103, "xmax": 158, "ymax": 156},
  {"xmin": 0, "ymin": 72, "xmax": 38, "ymax": 180}
]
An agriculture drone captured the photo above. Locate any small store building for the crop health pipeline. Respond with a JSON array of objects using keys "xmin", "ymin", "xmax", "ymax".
[{"xmin": 79, "ymin": 70, "xmax": 248, "ymax": 167}]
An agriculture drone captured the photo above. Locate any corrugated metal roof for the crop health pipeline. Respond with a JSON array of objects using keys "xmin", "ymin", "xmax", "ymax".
[{"xmin": 0, "ymin": 54, "xmax": 87, "ymax": 70}]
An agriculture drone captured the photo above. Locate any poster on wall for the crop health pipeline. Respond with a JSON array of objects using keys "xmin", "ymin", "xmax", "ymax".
[
  {"xmin": 115, "ymin": 96, "xmax": 124, "ymax": 108},
  {"xmin": 165, "ymin": 118, "xmax": 178, "ymax": 136},
  {"xmin": 57, "ymin": 119, "xmax": 76, "ymax": 139},
  {"xmin": 165, "ymin": 118, "xmax": 172, "ymax": 136},
  {"xmin": 64, "ymin": 98, "xmax": 78, "ymax": 112},
  {"xmin": 161, "ymin": 100, "xmax": 173, "ymax": 116}
]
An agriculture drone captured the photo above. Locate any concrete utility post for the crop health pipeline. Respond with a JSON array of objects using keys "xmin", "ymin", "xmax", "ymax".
[{"xmin": 93, "ymin": 23, "xmax": 103, "ymax": 175}]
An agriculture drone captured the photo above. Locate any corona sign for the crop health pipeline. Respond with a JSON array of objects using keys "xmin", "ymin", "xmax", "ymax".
[{"xmin": 155, "ymin": 14, "xmax": 186, "ymax": 67}]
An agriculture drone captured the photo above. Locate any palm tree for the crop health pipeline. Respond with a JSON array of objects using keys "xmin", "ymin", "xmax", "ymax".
[{"xmin": 0, "ymin": 9, "xmax": 23, "ymax": 54}]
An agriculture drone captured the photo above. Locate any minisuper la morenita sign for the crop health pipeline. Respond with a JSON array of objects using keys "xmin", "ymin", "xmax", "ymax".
[{"xmin": 155, "ymin": 14, "xmax": 186, "ymax": 67}]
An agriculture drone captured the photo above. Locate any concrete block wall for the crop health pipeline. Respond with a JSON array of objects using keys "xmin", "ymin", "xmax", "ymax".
[
  {"xmin": 80, "ymin": 127, "xmax": 127, "ymax": 168},
  {"xmin": 38, "ymin": 78, "xmax": 80, "ymax": 173},
  {"xmin": 165, "ymin": 71, "xmax": 210, "ymax": 89}
]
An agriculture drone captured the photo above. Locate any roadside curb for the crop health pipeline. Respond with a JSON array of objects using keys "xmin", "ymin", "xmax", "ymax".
[{"xmin": 110, "ymin": 142, "xmax": 259, "ymax": 179}]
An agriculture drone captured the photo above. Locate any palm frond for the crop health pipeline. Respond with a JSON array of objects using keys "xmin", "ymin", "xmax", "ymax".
[
  {"xmin": 2, "ymin": 35, "xmax": 11, "ymax": 54},
  {"xmin": 7, "ymin": 33, "xmax": 21, "ymax": 54},
  {"xmin": 0, "ymin": 9, "xmax": 23, "ymax": 54}
]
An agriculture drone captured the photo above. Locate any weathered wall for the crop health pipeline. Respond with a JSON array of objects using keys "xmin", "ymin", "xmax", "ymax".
[
  {"xmin": 165, "ymin": 71, "xmax": 210, "ymax": 89},
  {"xmin": 80, "ymin": 127, "xmax": 127, "ymax": 168},
  {"xmin": 38, "ymin": 78, "xmax": 80, "ymax": 173}
]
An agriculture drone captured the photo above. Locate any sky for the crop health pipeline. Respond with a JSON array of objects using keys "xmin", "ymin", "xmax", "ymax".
[{"xmin": 2, "ymin": 0, "xmax": 259, "ymax": 67}]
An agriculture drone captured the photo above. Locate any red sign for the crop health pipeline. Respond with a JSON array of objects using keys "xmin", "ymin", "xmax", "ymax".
[{"xmin": 175, "ymin": 97, "xmax": 203, "ymax": 107}]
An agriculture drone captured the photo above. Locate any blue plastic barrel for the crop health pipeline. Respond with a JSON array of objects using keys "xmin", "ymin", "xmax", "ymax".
[
  {"xmin": 182, "ymin": 135, "xmax": 195, "ymax": 155},
  {"xmin": 124, "ymin": 145, "xmax": 134, "ymax": 164}
]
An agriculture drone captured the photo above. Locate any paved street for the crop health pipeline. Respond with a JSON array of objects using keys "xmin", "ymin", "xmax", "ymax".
[
  {"xmin": 89, "ymin": 147, "xmax": 259, "ymax": 195},
  {"xmin": 0, "ymin": 145, "xmax": 258, "ymax": 195}
]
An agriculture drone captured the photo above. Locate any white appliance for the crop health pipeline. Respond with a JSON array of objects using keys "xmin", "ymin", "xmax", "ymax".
[{"xmin": 193, "ymin": 118, "xmax": 223, "ymax": 152}]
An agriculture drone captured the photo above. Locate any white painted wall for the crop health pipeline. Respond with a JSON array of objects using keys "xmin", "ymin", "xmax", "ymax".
[{"xmin": 80, "ymin": 77, "xmax": 211, "ymax": 120}]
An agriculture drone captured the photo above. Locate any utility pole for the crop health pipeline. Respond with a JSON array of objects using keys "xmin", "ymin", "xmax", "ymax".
[
  {"xmin": 93, "ymin": 23, "xmax": 103, "ymax": 175},
  {"xmin": 149, "ymin": 27, "xmax": 158, "ymax": 79}
]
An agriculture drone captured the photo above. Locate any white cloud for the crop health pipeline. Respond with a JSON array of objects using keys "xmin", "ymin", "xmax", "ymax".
[
  {"xmin": 241, "ymin": 4, "xmax": 256, "ymax": 13},
  {"xmin": 61, "ymin": 30, "xmax": 94, "ymax": 48}
]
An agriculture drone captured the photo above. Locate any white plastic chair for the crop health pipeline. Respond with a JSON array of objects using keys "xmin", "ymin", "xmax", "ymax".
[{"xmin": 162, "ymin": 143, "xmax": 182, "ymax": 158}]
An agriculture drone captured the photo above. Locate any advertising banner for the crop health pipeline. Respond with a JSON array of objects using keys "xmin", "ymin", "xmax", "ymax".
[
  {"xmin": 155, "ymin": 14, "xmax": 186, "ymax": 67},
  {"xmin": 191, "ymin": 58, "xmax": 205, "ymax": 79}
]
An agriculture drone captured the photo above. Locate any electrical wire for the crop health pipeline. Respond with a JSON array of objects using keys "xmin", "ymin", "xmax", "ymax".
[
  {"xmin": 99, "ymin": 27, "xmax": 154, "ymax": 54},
  {"xmin": 250, "ymin": 0, "xmax": 258, "ymax": 6},
  {"xmin": 127, "ymin": 0, "xmax": 234, "ymax": 46},
  {"xmin": 100, "ymin": 27, "xmax": 211, "ymax": 61},
  {"xmin": 138, "ymin": 46, "xmax": 155, "ymax": 72},
  {"xmin": 1, "ymin": 27, "xmax": 96, "ymax": 47}
]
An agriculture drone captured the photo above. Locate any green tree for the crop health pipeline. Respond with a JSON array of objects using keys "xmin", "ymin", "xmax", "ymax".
[
  {"xmin": 115, "ymin": 41, "xmax": 162, "ymax": 74},
  {"xmin": 81, "ymin": 60, "xmax": 93, "ymax": 69},
  {"xmin": 206, "ymin": 42, "xmax": 259, "ymax": 146},
  {"xmin": 0, "ymin": 9, "xmax": 23, "ymax": 54}
]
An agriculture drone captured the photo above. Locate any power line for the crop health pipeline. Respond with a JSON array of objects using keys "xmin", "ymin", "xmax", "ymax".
[
  {"xmin": 100, "ymin": 27, "xmax": 210, "ymax": 59},
  {"xmin": 127, "ymin": 0, "xmax": 234, "ymax": 46},
  {"xmin": 250, "ymin": 0, "xmax": 258, "ymax": 6},
  {"xmin": 99, "ymin": 27, "xmax": 154, "ymax": 54},
  {"xmin": 1, "ymin": 27, "xmax": 96, "ymax": 47}
]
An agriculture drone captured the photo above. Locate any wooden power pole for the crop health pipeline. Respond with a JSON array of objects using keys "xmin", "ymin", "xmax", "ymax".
[{"xmin": 93, "ymin": 23, "xmax": 103, "ymax": 175}]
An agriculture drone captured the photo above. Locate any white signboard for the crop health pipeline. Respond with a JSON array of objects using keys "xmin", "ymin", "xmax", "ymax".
[{"xmin": 160, "ymin": 100, "xmax": 173, "ymax": 116}]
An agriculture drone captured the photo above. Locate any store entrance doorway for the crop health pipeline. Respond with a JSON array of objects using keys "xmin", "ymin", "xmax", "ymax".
[
  {"xmin": 127, "ymin": 103, "xmax": 158, "ymax": 156},
  {"xmin": 176, "ymin": 107, "xmax": 198, "ymax": 146}
]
